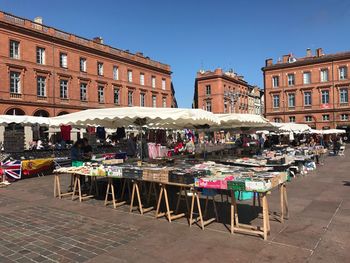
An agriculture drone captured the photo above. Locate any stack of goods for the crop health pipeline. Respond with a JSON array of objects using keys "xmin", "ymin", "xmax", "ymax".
[
  {"xmin": 105, "ymin": 165, "xmax": 123, "ymax": 177},
  {"xmin": 266, "ymin": 156, "xmax": 286, "ymax": 165},
  {"xmin": 227, "ymin": 172, "xmax": 288, "ymax": 192},
  {"xmin": 143, "ymin": 167, "xmax": 170, "ymax": 183},
  {"xmin": 90, "ymin": 165, "xmax": 107, "ymax": 176},
  {"xmin": 121, "ymin": 165, "xmax": 143, "ymax": 179},
  {"xmin": 193, "ymin": 162, "xmax": 243, "ymax": 190},
  {"xmin": 54, "ymin": 166, "xmax": 90, "ymax": 176},
  {"xmin": 147, "ymin": 158, "xmax": 175, "ymax": 166},
  {"xmin": 227, "ymin": 158, "xmax": 267, "ymax": 167},
  {"xmin": 168, "ymin": 169, "xmax": 207, "ymax": 185},
  {"xmin": 4, "ymin": 130, "xmax": 25, "ymax": 153},
  {"xmin": 267, "ymin": 155, "xmax": 294, "ymax": 165},
  {"xmin": 102, "ymin": 159, "xmax": 124, "ymax": 165},
  {"xmin": 195, "ymin": 173, "xmax": 236, "ymax": 190},
  {"xmin": 263, "ymin": 151, "xmax": 276, "ymax": 158}
]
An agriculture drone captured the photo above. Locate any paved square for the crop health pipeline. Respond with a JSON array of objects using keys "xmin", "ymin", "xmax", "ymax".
[{"xmin": 1, "ymin": 151, "xmax": 350, "ymax": 262}]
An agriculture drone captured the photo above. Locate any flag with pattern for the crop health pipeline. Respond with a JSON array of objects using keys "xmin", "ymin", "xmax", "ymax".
[{"xmin": 0, "ymin": 160, "xmax": 22, "ymax": 180}]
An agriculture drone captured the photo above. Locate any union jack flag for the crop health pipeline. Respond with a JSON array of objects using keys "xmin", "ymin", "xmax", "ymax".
[{"xmin": 0, "ymin": 160, "xmax": 22, "ymax": 180}]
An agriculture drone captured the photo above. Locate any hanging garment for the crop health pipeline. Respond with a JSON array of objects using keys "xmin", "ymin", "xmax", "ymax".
[
  {"xmin": 60, "ymin": 125, "xmax": 72, "ymax": 141},
  {"xmin": 96, "ymin": 127, "xmax": 106, "ymax": 140},
  {"xmin": 86, "ymin": 126, "xmax": 96, "ymax": 134},
  {"xmin": 116, "ymin": 127, "xmax": 126, "ymax": 140}
]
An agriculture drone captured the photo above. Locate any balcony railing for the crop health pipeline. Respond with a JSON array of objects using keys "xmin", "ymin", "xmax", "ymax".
[
  {"xmin": 55, "ymin": 30, "xmax": 70, "ymax": 40},
  {"xmin": 31, "ymin": 23, "xmax": 49, "ymax": 33},
  {"xmin": 76, "ymin": 36, "xmax": 90, "ymax": 45},
  {"xmin": 10, "ymin": 93, "xmax": 22, "ymax": 99},
  {"xmin": 4, "ymin": 13, "xmax": 24, "ymax": 25},
  {"xmin": 37, "ymin": 96, "xmax": 47, "ymax": 100}
]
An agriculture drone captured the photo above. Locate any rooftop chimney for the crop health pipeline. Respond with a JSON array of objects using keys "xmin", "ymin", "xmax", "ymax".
[
  {"xmin": 93, "ymin": 37, "xmax": 104, "ymax": 44},
  {"xmin": 34, "ymin": 16, "xmax": 43, "ymax": 24},
  {"xmin": 214, "ymin": 68, "xmax": 223, "ymax": 75},
  {"xmin": 282, "ymin": 55, "xmax": 289, "ymax": 63},
  {"xmin": 306, "ymin": 48, "xmax": 312, "ymax": 57},
  {"xmin": 316, "ymin": 48, "xmax": 324, "ymax": 57},
  {"xmin": 265, "ymin": 58, "xmax": 273, "ymax": 66}
]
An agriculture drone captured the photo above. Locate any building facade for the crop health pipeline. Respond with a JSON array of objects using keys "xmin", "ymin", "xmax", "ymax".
[
  {"xmin": 263, "ymin": 48, "xmax": 350, "ymax": 130},
  {"xmin": 193, "ymin": 68, "xmax": 262, "ymax": 114},
  {"xmin": 0, "ymin": 11, "xmax": 175, "ymax": 117},
  {"xmin": 248, "ymin": 86, "xmax": 264, "ymax": 115}
]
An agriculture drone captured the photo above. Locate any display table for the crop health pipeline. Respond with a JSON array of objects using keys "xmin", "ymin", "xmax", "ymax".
[
  {"xmin": 230, "ymin": 183, "xmax": 288, "ymax": 240},
  {"xmin": 54, "ymin": 163, "xmax": 289, "ymax": 240}
]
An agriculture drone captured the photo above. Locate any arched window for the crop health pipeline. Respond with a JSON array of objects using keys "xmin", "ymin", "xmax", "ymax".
[
  {"xmin": 5, "ymin": 108, "xmax": 25, "ymax": 115},
  {"xmin": 57, "ymin": 111, "xmax": 69, "ymax": 116},
  {"xmin": 34, "ymin": 110, "xmax": 50, "ymax": 117}
]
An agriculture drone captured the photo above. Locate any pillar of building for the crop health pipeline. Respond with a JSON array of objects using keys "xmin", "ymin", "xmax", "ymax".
[
  {"xmin": 0, "ymin": 125, "xmax": 4, "ymax": 147},
  {"xmin": 24, "ymin": 125, "xmax": 33, "ymax": 150}
]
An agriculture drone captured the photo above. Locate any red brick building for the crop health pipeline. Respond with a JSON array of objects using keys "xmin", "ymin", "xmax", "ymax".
[
  {"xmin": 193, "ymin": 68, "xmax": 262, "ymax": 114},
  {"xmin": 0, "ymin": 11, "xmax": 176, "ymax": 117},
  {"xmin": 263, "ymin": 48, "xmax": 350, "ymax": 130}
]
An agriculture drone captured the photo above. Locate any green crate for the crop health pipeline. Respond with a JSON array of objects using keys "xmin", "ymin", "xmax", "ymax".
[
  {"xmin": 234, "ymin": 191, "xmax": 253, "ymax": 200},
  {"xmin": 72, "ymin": 161, "xmax": 84, "ymax": 167},
  {"xmin": 227, "ymin": 180, "xmax": 246, "ymax": 191}
]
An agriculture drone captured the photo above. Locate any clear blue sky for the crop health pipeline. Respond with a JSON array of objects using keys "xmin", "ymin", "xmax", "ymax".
[{"xmin": 1, "ymin": 0, "xmax": 350, "ymax": 107}]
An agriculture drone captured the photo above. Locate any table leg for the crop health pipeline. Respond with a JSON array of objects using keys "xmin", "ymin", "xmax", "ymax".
[
  {"xmin": 163, "ymin": 186, "xmax": 171, "ymax": 222},
  {"xmin": 54, "ymin": 175, "xmax": 59, "ymax": 198},
  {"xmin": 230, "ymin": 190, "xmax": 235, "ymax": 234},
  {"xmin": 71, "ymin": 175, "xmax": 78, "ymax": 201},
  {"xmin": 189, "ymin": 191, "xmax": 195, "ymax": 227},
  {"xmin": 284, "ymin": 184, "xmax": 289, "ymax": 219},
  {"xmin": 262, "ymin": 194, "xmax": 268, "ymax": 240},
  {"xmin": 130, "ymin": 181, "xmax": 136, "ymax": 212},
  {"xmin": 266, "ymin": 195, "xmax": 271, "ymax": 233},
  {"xmin": 104, "ymin": 179, "xmax": 110, "ymax": 206},
  {"xmin": 212, "ymin": 196, "xmax": 219, "ymax": 222},
  {"xmin": 135, "ymin": 182, "xmax": 143, "ymax": 215},
  {"xmin": 77, "ymin": 175, "xmax": 82, "ymax": 202},
  {"xmin": 155, "ymin": 185, "xmax": 164, "ymax": 217},
  {"xmin": 195, "ymin": 192, "xmax": 204, "ymax": 230},
  {"xmin": 111, "ymin": 180, "xmax": 116, "ymax": 209},
  {"xmin": 184, "ymin": 189, "xmax": 190, "ymax": 215},
  {"xmin": 280, "ymin": 184, "xmax": 284, "ymax": 223}
]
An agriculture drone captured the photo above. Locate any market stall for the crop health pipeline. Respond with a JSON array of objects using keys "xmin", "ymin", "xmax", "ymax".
[{"xmin": 50, "ymin": 108, "xmax": 291, "ymax": 240}]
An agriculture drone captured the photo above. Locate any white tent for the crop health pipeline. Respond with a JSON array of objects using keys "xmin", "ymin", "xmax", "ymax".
[
  {"xmin": 214, "ymin": 114, "xmax": 272, "ymax": 129},
  {"xmin": 0, "ymin": 115, "xmax": 51, "ymax": 126},
  {"xmin": 271, "ymin": 122, "xmax": 312, "ymax": 133},
  {"xmin": 312, "ymin": 129, "xmax": 346, "ymax": 135},
  {"xmin": 50, "ymin": 107, "xmax": 220, "ymax": 129}
]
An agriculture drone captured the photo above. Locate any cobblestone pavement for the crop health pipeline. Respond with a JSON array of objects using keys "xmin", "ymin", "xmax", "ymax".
[
  {"xmin": 1, "ymin": 151, "xmax": 350, "ymax": 262},
  {"xmin": 0, "ymin": 206, "xmax": 145, "ymax": 263}
]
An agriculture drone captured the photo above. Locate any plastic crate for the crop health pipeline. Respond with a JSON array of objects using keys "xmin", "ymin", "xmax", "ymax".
[
  {"xmin": 227, "ymin": 180, "xmax": 246, "ymax": 191},
  {"xmin": 234, "ymin": 191, "xmax": 253, "ymax": 200},
  {"xmin": 72, "ymin": 161, "xmax": 84, "ymax": 167}
]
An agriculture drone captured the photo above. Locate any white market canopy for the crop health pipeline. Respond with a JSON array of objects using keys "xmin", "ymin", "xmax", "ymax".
[
  {"xmin": 49, "ymin": 107, "xmax": 220, "ymax": 129},
  {"xmin": 0, "ymin": 115, "xmax": 51, "ymax": 126},
  {"xmin": 213, "ymin": 114, "xmax": 272, "ymax": 130},
  {"xmin": 311, "ymin": 129, "xmax": 346, "ymax": 135},
  {"xmin": 271, "ymin": 122, "xmax": 312, "ymax": 133}
]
